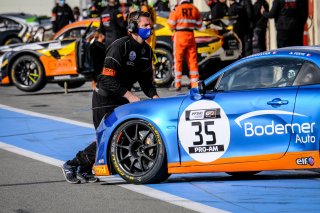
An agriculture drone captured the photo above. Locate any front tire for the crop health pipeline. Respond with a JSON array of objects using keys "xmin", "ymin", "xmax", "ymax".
[
  {"xmin": 110, "ymin": 120, "xmax": 168, "ymax": 184},
  {"xmin": 10, "ymin": 55, "xmax": 46, "ymax": 92}
]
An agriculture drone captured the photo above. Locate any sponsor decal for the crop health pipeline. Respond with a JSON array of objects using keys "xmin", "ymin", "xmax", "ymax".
[
  {"xmin": 129, "ymin": 51, "xmax": 136, "ymax": 61},
  {"xmin": 178, "ymin": 100, "xmax": 230, "ymax": 163},
  {"xmin": 289, "ymin": 52, "xmax": 307, "ymax": 56},
  {"xmin": 235, "ymin": 110, "xmax": 316, "ymax": 143},
  {"xmin": 296, "ymin": 157, "xmax": 314, "ymax": 166},
  {"xmin": 53, "ymin": 75, "xmax": 71, "ymax": 80},
  {"xmin": 126, "ymin": 61, "xmax": 134, "ymax": 66}
]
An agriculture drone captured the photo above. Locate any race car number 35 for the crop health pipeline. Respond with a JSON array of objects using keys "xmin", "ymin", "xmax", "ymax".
[{"xmin": 178, "ymin": 100, "xmax": 230, "ymax": 163}]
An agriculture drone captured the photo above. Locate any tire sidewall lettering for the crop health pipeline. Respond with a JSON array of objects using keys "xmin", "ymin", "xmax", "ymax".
[{"xmin": 110, "ymin": 120, "xmax": 165, "ymax": 183}]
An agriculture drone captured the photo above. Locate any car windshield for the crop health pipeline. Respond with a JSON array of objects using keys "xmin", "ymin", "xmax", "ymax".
[{"xmin": 215, "ymin": 58, "xmax": 305, "ymax": 91}]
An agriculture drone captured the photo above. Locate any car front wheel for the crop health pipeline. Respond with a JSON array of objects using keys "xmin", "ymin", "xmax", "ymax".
[
  {"xmin": 110, "ymin": 120, "xmax": 168, "ymax": 184},
  {"xmin": 10, "ymin": 55, "xmax": 46, "ymax": 92}
]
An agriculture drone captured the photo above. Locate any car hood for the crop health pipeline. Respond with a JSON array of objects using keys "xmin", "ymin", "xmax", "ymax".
[{"xmin": 97, "ymin": 94, "xmax": 188, "ymax": 133}]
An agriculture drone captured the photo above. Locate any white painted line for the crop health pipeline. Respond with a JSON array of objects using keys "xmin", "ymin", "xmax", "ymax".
[
  {"xmin": 0, "ymin": 104, "xmax": 230, "ymax": 213},
  {"xmin": 0, "ymin": 104, "xmax": 94, "ymax": 129},
  {"xmin": 122, "ymin": 184, "xmax": 230, "ymax": 213},
  {"xmin": 0, "ymin": 142, "xmax": 64, "ymax": 167}
]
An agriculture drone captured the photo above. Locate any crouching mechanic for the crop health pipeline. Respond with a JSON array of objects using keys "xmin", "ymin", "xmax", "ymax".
[{"xmin": 61, "ymin": 11, "xmax": 159, "ymax": 184}]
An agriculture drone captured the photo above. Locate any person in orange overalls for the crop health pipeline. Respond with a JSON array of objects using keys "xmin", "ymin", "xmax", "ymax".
[{"xmin": 168, "ymin": 0, "xmax": 202, "ymax": 91}]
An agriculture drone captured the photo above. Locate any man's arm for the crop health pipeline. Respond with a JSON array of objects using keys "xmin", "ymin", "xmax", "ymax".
[
  {"xmin": 138, "ymin": 53, "xmax": 159, "ymax": 99},
  {"xmin": 262, "ymin": 0, "xmax": 280, "ymax": 19},
  {"xmin": 51, "ymin": 7, "xmax": 57, "ymax": 33},
  {"xmin": 98, "ymin": 40, "xmax": 141, "ymax": 103}
]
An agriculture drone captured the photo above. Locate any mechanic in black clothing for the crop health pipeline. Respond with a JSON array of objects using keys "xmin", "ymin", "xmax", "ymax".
[
  {"xmin": 101, "ymin": 0, "xmax": 127, "ymax": 47},
  {"xmin": 154, "ymin": 0, "xmax": 170, "ymax": 12},
  {"xmin": 296, "ymin": 0, "xmax": 308, "ymax": 46},
  {"xmin": 89, "ymin": 24, "xmax": 106, "ymax": 86},
  {"xmin": 252, "ymin": 0, "xmax": 269, "ymax": 53},
  {"xmin": 228, "ymin": 0, "xmax": 248, "ymax": 57},
  {"xmin": 51, "ymin": 0, "xmax": 75, "ymax": 33},
  {"xmin": 261, "ymin": 0, "xmax": 300, "ymax": 48},
  {"xmin": 61, "ymin": 11, "xmax": 159, "ymax": 184},
  {"xmin": 210, "ymin": 0, "xmax": 228, "ymax": 25}
]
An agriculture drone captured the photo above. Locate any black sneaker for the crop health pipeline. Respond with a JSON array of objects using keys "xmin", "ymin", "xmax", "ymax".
[
  {"xmin": 76, "ymin": 167, "xmax": 99, "ymax": 183},
  {"xmin": 61, "ymin": 161, "xmax": 80, "ymax": 184}
]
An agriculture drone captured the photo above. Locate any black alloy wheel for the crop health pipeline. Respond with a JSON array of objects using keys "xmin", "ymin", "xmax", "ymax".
[
  {"xmin": 110, "ymin": 120, "xmax": 168, "ymax": 184},
  {"xmin": 11, "ymin": 55, "xmax": 46, "ymax": 92},
  {"xmin": 153, "ymin": 48, "xmax": 174, "ymax": 87}
]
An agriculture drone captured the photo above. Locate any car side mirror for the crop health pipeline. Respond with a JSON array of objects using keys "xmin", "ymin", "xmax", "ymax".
[
  {"xmin": 198, "ymin": 80, "xmax": 206, "ymax": 95},
  {"xmin": 189, "ymin": 80, "xmax": 205, "ymax": 100}
]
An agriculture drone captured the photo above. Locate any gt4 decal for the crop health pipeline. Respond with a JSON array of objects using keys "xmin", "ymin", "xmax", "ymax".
[{"xmin": 178, "ymin": 100, "xmax": 230, "ymax": 163}]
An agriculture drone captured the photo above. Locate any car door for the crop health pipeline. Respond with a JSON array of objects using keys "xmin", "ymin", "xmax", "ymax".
[
  {"xmin": 291, "ymin": 61, "xmax": 320, "ymax": 154},
  {"xmin": 178, "ymin": 57, "xmax": 304, "ymax": 165}
]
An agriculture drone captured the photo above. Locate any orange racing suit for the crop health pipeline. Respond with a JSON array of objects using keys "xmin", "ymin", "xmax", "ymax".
[{"xmin": 168, "ymin": 1, "xmax": 202, "ymax": 89}]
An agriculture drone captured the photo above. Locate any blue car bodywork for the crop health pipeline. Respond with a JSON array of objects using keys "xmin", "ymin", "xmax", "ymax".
[{"xmin": 93, "ymin": 46, "xmax": 320, "ymax": 184}]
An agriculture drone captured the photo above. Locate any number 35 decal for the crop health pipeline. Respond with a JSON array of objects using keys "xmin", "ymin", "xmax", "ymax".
[
  {"xmin": 192, "ymin": 121, "xmax": 216, "ymax": 145},
  {"xmin": 178, "ymin": 100, "xmax": 230, "ymax": 163}
]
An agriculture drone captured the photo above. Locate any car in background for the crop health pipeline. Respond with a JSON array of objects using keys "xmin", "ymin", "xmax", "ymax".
[
  {"xmin": 0, "ymin": 13, "xmax": 51, "ymax": 46},
  {"xmin": 0, "ymin": 18, "xmax": 100, "ymax": 91},
  {"xmin": 93, "ymin": 46, "xmax": 320, "ymax": 184}
]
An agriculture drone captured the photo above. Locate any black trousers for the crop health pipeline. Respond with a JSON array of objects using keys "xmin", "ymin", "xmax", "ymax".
[
  {"xmin": 69, "ymin": 91, "xmax": 128, "ymax": 168},
  {"xmin": 277, "ymin": 29, "xmax": 301, "ymax": 48}
]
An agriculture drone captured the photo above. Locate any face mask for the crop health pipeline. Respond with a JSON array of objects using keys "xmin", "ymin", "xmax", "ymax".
[
  {"xmin": 138, "ymin": 28, "xmax": 151, "ymax": 40},
  {"xmin": 58, "ymin": 0, "xmax": 65, "ymax": 6}
]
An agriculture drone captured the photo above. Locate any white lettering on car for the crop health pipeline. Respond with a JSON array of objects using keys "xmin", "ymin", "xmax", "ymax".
[{"xmin": 235, "ymin": 110, "xmax": 316, "ymax": 144}]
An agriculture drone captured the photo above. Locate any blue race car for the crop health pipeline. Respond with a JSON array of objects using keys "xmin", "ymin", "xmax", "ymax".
[{"xmin": 93, "ymin": 46, "xmax": 320, "ymax": 184}]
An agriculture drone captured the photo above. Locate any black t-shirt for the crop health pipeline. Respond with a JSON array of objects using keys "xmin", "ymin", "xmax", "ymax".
[
  {"xmin": 97, "ymin": 35, "xmax": 157, "ymax": 99},
  {"xmin": 89, "ymin": 40, "xmax": 106, "ymax": 82},
  {"xmin": 52, "ymin": 4, "xmax": 75, "ymax": 33}
]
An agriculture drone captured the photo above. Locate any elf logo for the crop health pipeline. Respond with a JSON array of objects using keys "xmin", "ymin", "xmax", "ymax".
[{"xmin": 296, "ymin": 157, "xmax": 315, "ymax": 166}]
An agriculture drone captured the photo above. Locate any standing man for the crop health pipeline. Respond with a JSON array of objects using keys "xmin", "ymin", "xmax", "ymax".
[
  {"xmin": 168, "ymin": 0, "xmax": 202, "ymax": 91},
  {"xmin": 61, "ymin": 11, "xmax": 159, "ymax": 184},
  {"xmin": 154, "ymin": 0, "xmax": 170, "ymax": 12},
  {"xmin": 101, "ymin": 0, "xmax": 127, "ymax": 47},
  {"xmin": 90, "ymin": 24, "xmax": 106, "ymax": 88},
  {"xmin": 252, "ymin": 0, "xmax": 269, "ymax": 53},
  {"xmin": 261, "ymin": 0, "xmax": 300, "ymax": 48},
  {"xmin": 296, "ymin": 0, "xmax": 308, "ymax": 46},
  {"xmin": 52, "ymin": 0, "xmax": 75, "ymax": 33},
  {"xmin": 211, "ymin": 0, "xmax": 228, "ymax": 24}
]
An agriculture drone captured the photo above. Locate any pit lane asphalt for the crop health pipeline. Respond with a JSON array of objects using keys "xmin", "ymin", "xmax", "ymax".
[
  {"xmin": 0, "ymin": 82, "xmax": 196, "ymax": 213},
  {"xmin": 1, "ymin": 82, "xmax": 320, "ymax": 213}
]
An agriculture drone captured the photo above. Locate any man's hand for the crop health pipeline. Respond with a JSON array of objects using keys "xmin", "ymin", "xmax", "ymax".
[
  {"xmin": 123, "ymin": 91, "xmax": 141, "ymax": 103},
  {"xmin": 260, "ymin": 6, "xmax": 265, "ymax": 15}
]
